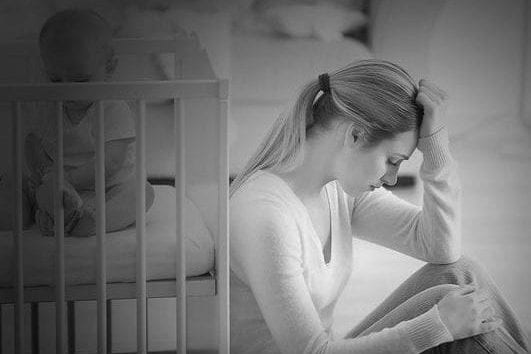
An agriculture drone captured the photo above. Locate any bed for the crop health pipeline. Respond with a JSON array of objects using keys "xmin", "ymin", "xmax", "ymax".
[
  {"xmin": 0, "ymin": 185, "xmax": 215, "ymax": 289},
  {"xmin": 0, "ymin": 35, "xmax": 229, "ymax": 354}
]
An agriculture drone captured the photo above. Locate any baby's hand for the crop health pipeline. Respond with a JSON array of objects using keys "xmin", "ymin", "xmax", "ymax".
[{"xmin": 416, "ymin": 79, "xmax": 449, "ymax": 138}]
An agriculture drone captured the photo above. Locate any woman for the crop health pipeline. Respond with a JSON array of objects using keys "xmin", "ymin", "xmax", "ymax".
[{"xmin": 229, "ymin": 59, "xmax": 530, "ymax": 353}]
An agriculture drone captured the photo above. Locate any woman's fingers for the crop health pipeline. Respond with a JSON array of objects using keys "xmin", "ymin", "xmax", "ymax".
[
  {"xmin": 479, "ymin": 318, "xmax": 503, "ymax": 334},
  {"xmin": 455, "ymin": 284, "xmax": 476, "ymax": 295},
  {"xmin": 480, "ymin": 304, "xmax": 495, "ymax": 319},
  {"xmin": 416, "ymin": 79, "xmax": 448, "ymax": 138},
  {"xmin": 419, "ymin": 79, "xmax": 448, "ymax": 100},
  {"xmin": 476, "ymin": 291, "xmax": 490, "ymax": 304}
]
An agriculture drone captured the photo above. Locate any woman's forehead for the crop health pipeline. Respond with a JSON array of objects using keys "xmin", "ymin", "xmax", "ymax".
[{"xmin": 385, "ymin": 130, "xmax": 417, "ymax": 156}]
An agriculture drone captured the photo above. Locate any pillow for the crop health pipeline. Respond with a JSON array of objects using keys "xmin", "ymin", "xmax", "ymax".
[{"xmin": 246, "ymin": 1, "xmax": 367, "ymax": 41}]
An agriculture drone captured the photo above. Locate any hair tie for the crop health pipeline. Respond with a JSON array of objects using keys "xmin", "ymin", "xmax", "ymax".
[{"xmin": 318, "ymin": 73, "xmax": 330, "ymax": 94}]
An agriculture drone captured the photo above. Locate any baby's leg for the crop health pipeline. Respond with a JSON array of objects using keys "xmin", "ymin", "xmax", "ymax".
[
  {"xmin": 34, "ymin": 172, "xmax": 83, "ymax": 236},
  {"xmin": 25, "ymin": 133, "xmax": 53, "ymax": 187},
  {"xmin": 69, "ymin": 178, "xmax": 155, "ymax": 237}
]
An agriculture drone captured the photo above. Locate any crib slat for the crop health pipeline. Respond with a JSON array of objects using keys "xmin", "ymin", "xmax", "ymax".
[
  {"xmin": 174, "ymin": 98, "xmax": 186, "ymax": 353},
  {"xmin": 136, "ymin": 100, "xmax": 147, "ymax": 354},
  {"xmin": 55, "ymin": 101, "xmax": 66, "ymax": 354},
  {"xmin": 217, "ymin": 80, "xmax": 230, "ymax": 354},
  {"xmin": 12, "ymin": 101, "xmax": 25, "ymax": 354},
  {"xmin": 95, "ymin": 101, "xmax": 107, "ymax": 354}
]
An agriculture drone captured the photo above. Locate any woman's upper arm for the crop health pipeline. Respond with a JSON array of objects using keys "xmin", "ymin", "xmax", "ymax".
[{"xmin": 351, "ymin": 188, "xmax": 428, "ymax": 259}]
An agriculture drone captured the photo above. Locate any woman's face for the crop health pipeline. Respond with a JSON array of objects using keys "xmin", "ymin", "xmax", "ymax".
[{"xmin": 335, "ymin": 129, "xmax": 418, "ymax": 197}]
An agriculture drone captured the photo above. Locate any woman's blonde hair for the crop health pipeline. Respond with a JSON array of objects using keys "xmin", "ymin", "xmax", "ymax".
[{"xmin": 230, "ymin": 59, "xmax": 422, "ymax": 197}]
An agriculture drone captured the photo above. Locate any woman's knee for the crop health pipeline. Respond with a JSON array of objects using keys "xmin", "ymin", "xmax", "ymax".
[{"xmin": 423, "ymin": 254, "xmax": 492, "ymax": 287}]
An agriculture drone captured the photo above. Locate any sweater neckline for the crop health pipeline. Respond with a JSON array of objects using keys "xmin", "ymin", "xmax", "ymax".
[{"xmin": 258, "ymin": 170, "xmax": 335, "ymax": 268}]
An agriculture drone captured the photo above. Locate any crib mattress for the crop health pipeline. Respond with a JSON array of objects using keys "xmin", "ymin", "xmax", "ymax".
[{"xmin": 0, "ymin": 185, "xmax": 215, "ymax": 287}]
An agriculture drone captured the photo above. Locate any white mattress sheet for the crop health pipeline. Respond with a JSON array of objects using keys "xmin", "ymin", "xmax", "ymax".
[{"xmin": 0, "ymin": 185, "xmax": 215, "ymax": 287}]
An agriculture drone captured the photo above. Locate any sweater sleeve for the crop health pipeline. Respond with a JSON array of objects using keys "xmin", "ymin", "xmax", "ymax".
[
  {"xmin": 231, "ymin": 195, "xmax": 453, "ymax": 354},
  {"xmin": 351, "ymin": 127, "xmax": 462, "ymax": 264}
]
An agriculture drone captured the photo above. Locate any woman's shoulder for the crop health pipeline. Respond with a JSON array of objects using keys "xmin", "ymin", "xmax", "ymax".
[
  {"xmin": 230, "ymin": 171, "xmax": 304, "ymax": 251},
  {"xmin": 231, "ymin": 170, "xmax": 293, "ymax": 205},
  {"xmin": 230, "ymin": 170, "xmax": 304, "ymax": 224}
]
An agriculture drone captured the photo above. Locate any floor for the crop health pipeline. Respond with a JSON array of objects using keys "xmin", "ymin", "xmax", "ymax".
[{"xmin": 333, "ymin": 114, "xmax": 531, "ymax": 339}]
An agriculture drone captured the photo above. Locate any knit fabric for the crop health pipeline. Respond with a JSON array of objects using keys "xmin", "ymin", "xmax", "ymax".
[{"xmin": 230, "ymin": 128, "xmax": 459, "ymax": 353}]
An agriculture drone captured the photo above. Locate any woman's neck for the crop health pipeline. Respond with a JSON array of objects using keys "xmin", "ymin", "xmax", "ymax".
[{"xmin": 273, "ymin": 138, "xmax": 336, "ymax": 201}]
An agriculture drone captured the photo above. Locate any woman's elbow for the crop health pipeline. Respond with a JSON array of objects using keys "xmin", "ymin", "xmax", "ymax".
[{"xmin": 429, "ymin": 243, "xmax": 462, "ymax": 264}]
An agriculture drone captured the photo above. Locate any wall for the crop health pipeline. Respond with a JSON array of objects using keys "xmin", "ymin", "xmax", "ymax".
[
  {"xmin": 372, "ymin": 0, "xmax": 527, "ymax": 135},
  {"xmin": 228, "ymin": 0, "xmax": 529, "ymax": 174}
]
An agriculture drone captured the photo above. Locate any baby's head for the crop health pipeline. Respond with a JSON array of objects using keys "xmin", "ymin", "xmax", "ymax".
[{"xmin": 39, "ymin": 9, "xmax": 116, "ymax": 83}]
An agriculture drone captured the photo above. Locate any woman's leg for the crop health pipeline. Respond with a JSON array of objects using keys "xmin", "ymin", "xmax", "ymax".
[{"xmin": 345, "ymin": 255, "xmax": 529, "ymax": 353}]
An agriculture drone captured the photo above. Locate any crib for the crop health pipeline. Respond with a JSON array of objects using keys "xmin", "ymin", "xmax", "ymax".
[{"xmin": 0, "ymin": 37, "xmax": 229, "ymax": 353}]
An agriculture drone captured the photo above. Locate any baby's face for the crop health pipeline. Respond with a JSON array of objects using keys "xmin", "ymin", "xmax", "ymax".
[{"xmin": 41, "ymin": 41, "xmax": 108, "ymax": 114}]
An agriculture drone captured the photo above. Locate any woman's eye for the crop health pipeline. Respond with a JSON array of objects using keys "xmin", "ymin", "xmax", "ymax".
[{"xmin": 388, "ymin": 160, "xmax": 400, "ymax": 167}]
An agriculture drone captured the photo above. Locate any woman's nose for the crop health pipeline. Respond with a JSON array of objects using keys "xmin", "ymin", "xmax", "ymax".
[{"xmin": 381, "ymin": 169, "xmax": 398, "ymax": 187}]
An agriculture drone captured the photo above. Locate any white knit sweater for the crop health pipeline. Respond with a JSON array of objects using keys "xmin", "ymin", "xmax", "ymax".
[{"xmin": 230, "ymin": 128, "xmax": 461, "ymax": 353}]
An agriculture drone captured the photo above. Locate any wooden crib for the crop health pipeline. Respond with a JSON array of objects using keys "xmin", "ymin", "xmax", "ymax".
[{"xmin": 0, "ymin": 37, "xmax": 229, "ymax": 353}]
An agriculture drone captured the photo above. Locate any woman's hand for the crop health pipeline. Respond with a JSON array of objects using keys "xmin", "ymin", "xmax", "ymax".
[
  {"xmin": 415, "ymin": 79, "xmax": 448, "ymax": 138},
  {"xmin": 438, "ymin": 285, "xmax": 502, "ymax": 340}
]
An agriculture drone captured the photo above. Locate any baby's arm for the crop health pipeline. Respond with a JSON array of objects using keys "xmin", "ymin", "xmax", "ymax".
[{"xmin": 66, "ymin": 137, "xmax": 135, "ymax": 190}]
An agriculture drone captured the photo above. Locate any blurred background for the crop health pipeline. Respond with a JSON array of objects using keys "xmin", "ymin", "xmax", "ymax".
[
  {"xmin": 227, "ymin": 0, "xmax": 531, "ymax": 342},
  {"xmin": 0, "ymin": 0, "xmax": 529, "ymax": 352}
]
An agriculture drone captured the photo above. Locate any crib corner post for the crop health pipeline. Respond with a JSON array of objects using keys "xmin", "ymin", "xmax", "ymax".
[{"xmin": 217, "ymin": 79, "xmax": 230, "ymax": 354}]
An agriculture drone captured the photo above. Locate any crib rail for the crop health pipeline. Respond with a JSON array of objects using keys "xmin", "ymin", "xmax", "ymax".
[
  {"xmin": 0, "ymin": 80, "xmax": 221, "ymax": 101},
  {"xmin": 0, "ymin": 38, "xmax": 199, "ymax": 57},
  {"xmin": 0, "ymin": 78, "xmax": 230, "ymax": 354}
]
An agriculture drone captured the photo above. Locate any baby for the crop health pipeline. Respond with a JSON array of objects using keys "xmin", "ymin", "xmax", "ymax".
[{"xmin": 24, "ymin": 9, "xmax": 154, "ymax": 237}]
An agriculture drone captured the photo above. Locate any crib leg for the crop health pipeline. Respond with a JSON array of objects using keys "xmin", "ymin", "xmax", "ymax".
[
  {"xmin": 67, "ymin": 301, "xmax": 75, "ymax": 354},
  {"xmin": 107, "ymin": 300, "xmax": 112, "ymax": 354},
  {"xmin": 31, "ymin": 303, "xmax": 39, "ymax": 354},
  {"xmin": 146, "ymin": 299, "xmax": 149, "ymax": 353},
  {"xmin": 1, "ymin": 304, "xmax": 3, "ymax": 354}
]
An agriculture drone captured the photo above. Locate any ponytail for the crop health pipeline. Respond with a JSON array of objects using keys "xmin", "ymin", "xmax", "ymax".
[{"xmin": 230, "ymin": 79, "xmax": 322, "ymax": 197}]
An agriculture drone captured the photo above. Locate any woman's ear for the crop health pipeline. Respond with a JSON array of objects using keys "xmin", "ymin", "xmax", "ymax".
[{"xmin": 344, "ymin": 123, "xmax": 360, "ymax": 148}]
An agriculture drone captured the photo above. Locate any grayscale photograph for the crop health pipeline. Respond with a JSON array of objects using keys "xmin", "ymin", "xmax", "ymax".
[{"xmin": 0, "ymin": 0, "xmax": 529, "ymax": 353}]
